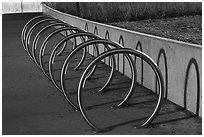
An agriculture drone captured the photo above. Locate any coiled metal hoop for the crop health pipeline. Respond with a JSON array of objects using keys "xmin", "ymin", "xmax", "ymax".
[
  {"xmin": 77, "ymin": 48, "xmax": 164, "ymax": 132},
  {"xmin": 22, "ymin": 15, "xmax": 164, "ymax": 133}
]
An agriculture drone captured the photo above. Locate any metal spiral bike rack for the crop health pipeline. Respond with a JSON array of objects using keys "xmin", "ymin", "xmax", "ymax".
[{"xmin": 22, "ymin": 15, "xmax": 164, "ymax": 133}]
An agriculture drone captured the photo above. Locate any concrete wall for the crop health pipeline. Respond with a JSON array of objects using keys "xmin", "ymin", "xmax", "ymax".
[
  {"xmin": 42, "ymin": 4, "xmax": 202, "ymax": 117},
  {"xmin": 2, "ymin": 2, "xmax": 42, "ymax": 14}
]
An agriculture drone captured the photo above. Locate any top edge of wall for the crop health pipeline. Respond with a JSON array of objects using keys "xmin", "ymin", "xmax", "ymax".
[{"xmin": 42, "ymin": 3, "xmax": 202, "ymax": 49}]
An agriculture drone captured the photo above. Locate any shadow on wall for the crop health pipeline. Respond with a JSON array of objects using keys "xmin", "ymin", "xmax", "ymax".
[{"xmin": 184, "ymin": 58, "xmax": 200, "ymax": 116}]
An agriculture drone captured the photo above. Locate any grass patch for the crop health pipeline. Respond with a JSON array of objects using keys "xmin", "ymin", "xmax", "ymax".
[
  {"xmin": 44, "ymin": 2, "xmax": 202, "ymax": 45},
  {"xmin": 44, "ymin": 2, "xmax": 202, "ymax": 23},
  {"xmin": 109, "ymin": 15, "xmax": 202, "ymax": 45}
]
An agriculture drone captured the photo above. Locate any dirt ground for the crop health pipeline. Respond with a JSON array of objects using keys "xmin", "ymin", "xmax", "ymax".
[
  {"xmin": 109, "ymin": 15, "xmax": 202, "ymax": 45},
  {"xmin": 2, "ymin": 13, "xmax": 202, "ymax": 135}
]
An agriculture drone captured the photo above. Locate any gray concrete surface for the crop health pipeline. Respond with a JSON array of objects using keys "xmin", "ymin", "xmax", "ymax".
[
  {"xmin": 42, "ymin": 4, "xmax": 202, "ymax": 117},
  {"xmin": 2, "ymin": 13, "xmax": 202, "ymax": 135}
]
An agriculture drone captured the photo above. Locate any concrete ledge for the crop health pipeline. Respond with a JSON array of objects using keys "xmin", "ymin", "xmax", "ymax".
[{"xmin": 42, "ymin": 4, "xmax": 202, "ymax": 117}]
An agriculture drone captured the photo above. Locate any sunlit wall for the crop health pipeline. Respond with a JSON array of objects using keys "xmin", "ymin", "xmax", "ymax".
[{"xmin": 2, "ymin": 2, "xmax": 42, "ymax": 14}]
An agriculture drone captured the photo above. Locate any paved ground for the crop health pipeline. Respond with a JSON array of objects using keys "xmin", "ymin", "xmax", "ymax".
[{"xmin": 2, "ymin": 13, "xmax": 202, "ymax": 135}]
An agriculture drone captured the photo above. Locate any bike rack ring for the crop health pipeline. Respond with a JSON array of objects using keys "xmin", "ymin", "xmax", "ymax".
[
  {"xmin": 21, "ymin": 15, "xmax": 54, "ymax": 51},
  {"xmin": 38, "ymin": 26, "xmax": 86, "ymax": 80},
  {"xmin": 48, "ymin": 32, "xmax": 101, "ymax": 93},
  {"xmin": 31, "ymin": 22, "xmax": 72, "ymax": 68},
  {"xmin": 60, "ymin": 39, "xmax": 137, "ymax": 111},
  {"xmin": 49, "ymin": 35, "xmax": 117, "ymax": 109},
  {"xmin": 25, "ymin": 18, "xmax": 61, "ymax": 60},
  {"xmin": 22, "ymin": 15, "xmax": 164, "ymax": 133},
  {"xmin": 77, "ymin": 48, "xmax": 164, "ymax": 132}
]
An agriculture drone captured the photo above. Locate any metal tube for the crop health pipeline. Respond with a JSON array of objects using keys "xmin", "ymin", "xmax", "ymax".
[
  {"xmin": 32, "ymin": 22, "xmax": 71, "ymax": 68},
  {"xmin": 21, "ymin": 15, "xmax": 53, "ymax": 51},
  {"xmin": 38, "ymin": 27, "xmax": 83, "ymax": 79},
  {"xmin": 48, "ymin": 33, "xmax": 104, "ymax": 94},
  {"xmin": 59, "ymin": 38, "xmax": 115, "ymax": 109},
  {"xmin": 60, "ymin": 38, "xmax": 135, "ymax": 110},
  {"xmin": 77, "ymin": 48, "xmax": 164, "ymax": 132},
  {"xmin": 22, "ymin": 15, "xmax": 164, "ymax": 133},
  {"xmin": 25, "ymin": 18, "xmax": 60, "ymax": 60}
]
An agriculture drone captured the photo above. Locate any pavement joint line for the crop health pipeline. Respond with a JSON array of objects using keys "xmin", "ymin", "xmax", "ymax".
[
  {"xmin": 2, "ymin": 110, "xmax": 75, "ymax": 120},
  {"xmin": 2, "ymin": 55, "xmax": 30, "ymax": 57}
]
